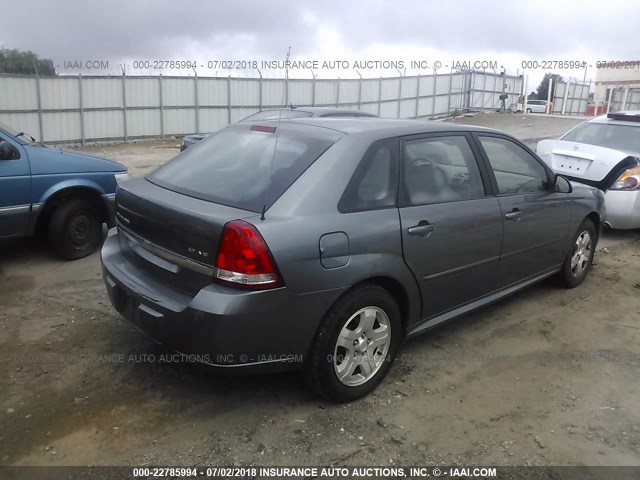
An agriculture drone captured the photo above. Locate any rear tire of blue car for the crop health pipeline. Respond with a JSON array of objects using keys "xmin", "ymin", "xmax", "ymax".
[
  {"xmin": 307, "ymin": 284, "xmax": 402, "ymax": 402},
  {"xmin": 48, "ymin": 199, "xmax": 102, "ymax": 260}
]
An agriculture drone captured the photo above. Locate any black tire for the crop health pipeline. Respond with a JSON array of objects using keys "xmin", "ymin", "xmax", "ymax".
[
  {"xmin": 306, "ymin": 284, "xmax": 402, "ymax": 402},
  {"xmin": 526, "ymin": 108, "xmax": 532, "ymax": 114},
  {"xmin": 48, "ymin": 198, "xmax": 102, "ymax": 260},
  {"xmin": 560, "ymin": 219, "xmax": 596, "ymax": 288}
]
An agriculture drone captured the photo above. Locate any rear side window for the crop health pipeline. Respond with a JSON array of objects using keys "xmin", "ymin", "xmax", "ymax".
[
  {"xmin": 149, "ymin": 123, "xmax": 341, "ymax": 212},
  {"xmin": 339, "ymin": 138, "xmax": 398, "ymax": 212}
]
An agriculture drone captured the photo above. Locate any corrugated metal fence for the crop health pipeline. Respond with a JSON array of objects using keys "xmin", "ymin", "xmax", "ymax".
[
  {"xmin": 551, "ymin": 81, "xmax": 590, "ymax": 115},
  {"xmin": 0, "ymin": 71, "xmax": 524, "ymax": 144},
  {"xmin": 609, "ymin": 87, "xmax": 640, "ymax": 111}
]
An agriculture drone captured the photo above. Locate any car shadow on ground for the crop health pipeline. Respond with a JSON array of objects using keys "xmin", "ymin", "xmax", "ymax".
[
  {"xmin": 120, "ymin": 336, "xmax": 317, "ymax": 404},
  {"xmin": 0, "ymin": 236, "xmax": 57, "ymax": 264},
  {"xmin": 101, "ymin": 275, "xmax": 563, "ymax": 408},
  {"xmin": 0, "ymin": 227, "xmax": 110, "ymax": 268}
]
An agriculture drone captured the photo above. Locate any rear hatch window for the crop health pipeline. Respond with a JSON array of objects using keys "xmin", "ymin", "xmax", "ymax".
[
  {"xmin": 561, "ymin": 122, "xmax": 640, "ymax": 153},
  {"xmin": 149, "ymin": 122, "xmax": 341, "ymax": 212}
]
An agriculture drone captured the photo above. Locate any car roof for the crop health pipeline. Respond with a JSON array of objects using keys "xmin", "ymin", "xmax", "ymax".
[
  {"xmin": 267, "ymin": 117, "xmax": 504, "ymax": 137},
  {"xmin": 588, "ymin": 110, "xmax": 640, "ymax": 127}
]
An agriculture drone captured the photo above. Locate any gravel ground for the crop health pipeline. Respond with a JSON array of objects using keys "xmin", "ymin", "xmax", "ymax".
[{"xmin": 1, "ymin": 113, "xmax": 639, "ymax": 469}]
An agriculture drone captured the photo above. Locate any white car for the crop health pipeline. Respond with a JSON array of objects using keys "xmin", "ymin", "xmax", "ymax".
[
  {"xmin": 511, "ymin": 100, "xmax": 549, "ymax": 114},
  {"xmin": 526, "ymin": 100, "xmax": 549, "ymax": 113},
  {"xmin": 537, "ymin": 111, "xmax": 640, "ymax": 229}
]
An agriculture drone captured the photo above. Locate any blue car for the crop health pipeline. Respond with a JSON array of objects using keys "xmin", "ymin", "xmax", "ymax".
[{"xmin": 0, "ymin": 123, "xmax": 128, "ymax": 259}]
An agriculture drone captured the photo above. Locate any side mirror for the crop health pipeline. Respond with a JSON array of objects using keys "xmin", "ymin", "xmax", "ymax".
[{"xmin": 554, "ymin": 174, "xmax": 572, "ymax": 193}]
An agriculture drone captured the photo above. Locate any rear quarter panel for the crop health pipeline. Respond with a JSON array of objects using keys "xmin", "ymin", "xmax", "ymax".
[{"xmin": 257, "ymin": 134, "xmax": 423, "ymax": 328}]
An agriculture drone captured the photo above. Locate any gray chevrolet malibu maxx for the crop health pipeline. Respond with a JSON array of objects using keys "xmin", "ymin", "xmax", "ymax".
[{"xmin": 101, "ymin": 118, "xmax": 605, "ymax": 401}]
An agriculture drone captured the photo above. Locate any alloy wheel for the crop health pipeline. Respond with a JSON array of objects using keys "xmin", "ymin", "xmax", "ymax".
[
  {"xmin": 570, "ymin": 230, "xmax": 592, "ymax": 278},
  {"xmin": 333, "ymin": 306, "xmax": 391, "ymax": 387}
]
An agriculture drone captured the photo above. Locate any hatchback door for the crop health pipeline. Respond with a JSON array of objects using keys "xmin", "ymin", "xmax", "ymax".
[
  {"xmin": 398, "ymin": 133, "xmax": 502, "ymax": 321},
  {"xmin": 474, "ymin": 134, "xmax": 572, "ymax": 287},
  {"xmin": 115, "ymin": 122, "xmax": 342, "ymax": 295},
  {"xmin": 0, "ymin": 133, "xmax": 31, "ymax": 237}
]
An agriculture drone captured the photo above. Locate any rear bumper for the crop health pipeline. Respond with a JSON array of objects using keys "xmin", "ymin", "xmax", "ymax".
[
  {"xmin": 100, "ymin": 229, "xmax": 342, "ymax": 373},
  {"xmin": 604, "ymin": 190, "xmax": 640, "ymax": 229}
]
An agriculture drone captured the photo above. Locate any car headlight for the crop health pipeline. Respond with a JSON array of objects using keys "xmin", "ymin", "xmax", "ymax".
[
  {"xmin": 611, "ymin": 166, "xmax": 640, "ymax": 191},
  {"xmin": 114, "ymin": 171, "xmax": 130, "ymax": 184}
]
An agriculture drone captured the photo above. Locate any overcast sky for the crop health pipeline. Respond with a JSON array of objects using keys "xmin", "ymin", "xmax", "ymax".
[{"xmin": 1, "ymin": 0, "xmax": 638, "ymax": 87}]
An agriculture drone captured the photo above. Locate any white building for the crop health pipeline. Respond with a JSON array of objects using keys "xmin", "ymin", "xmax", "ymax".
[{"xmin": 593, "ymin": 62, "xmax": 640, "ymax": 113}]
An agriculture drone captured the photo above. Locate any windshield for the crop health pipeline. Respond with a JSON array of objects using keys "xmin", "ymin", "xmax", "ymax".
[
  {"xmin": 561, "ymin": 122, "xmax": 640, "ymax": 153},
  {"xmin": 148, "ymin": 122, "xmax": 342, "ymax": 212}
]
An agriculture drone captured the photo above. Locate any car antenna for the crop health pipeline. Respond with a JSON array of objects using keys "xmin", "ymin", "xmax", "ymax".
[{"xmin": 261, "ymin": 46, "xmax": 291, "ymax": 221}]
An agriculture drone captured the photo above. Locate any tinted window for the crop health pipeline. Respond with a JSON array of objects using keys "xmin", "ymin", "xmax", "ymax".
[
  {"xmin": 149, "ymin": 123, "xmax": 341, "ymax": 212},
  {"xmin": 0, "ymin": 139, "xmax": 20, "ymax": 160},
  {"xmin": 402, "ymin": 136, "xmax": 485, "ymax": 205},
  {"xmin": 479, "ymin": 136, "xmax": 549, "ymax": 194},
  {"xmin": 239, "ymin": 110, "xmax": 313, "ymax": 122},
  {"xmin": 561, "ymin": 122, "xmax": 640, "ymax": 153},
  {"xmin": 339, "ymin": 138, "xmax": 398, "ymax": 212}
]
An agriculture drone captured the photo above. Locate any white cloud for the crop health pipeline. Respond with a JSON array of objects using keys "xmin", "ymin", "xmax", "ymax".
[{"xmin": 0, "ymin": 0, "xmax": 636, "ymax": 87}]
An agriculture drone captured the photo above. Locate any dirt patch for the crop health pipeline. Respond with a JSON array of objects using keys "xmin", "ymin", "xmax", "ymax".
[
  {"xmin": 445, "ymin": 112, "xmax": 585, "ymax": 148},
  {"xmin": 75, "ymin": 139, "xmax": 181, "ymax": 177},
  {"xmin": 1, "ymin": 234, "xmax": 639, "ymax": 467}
]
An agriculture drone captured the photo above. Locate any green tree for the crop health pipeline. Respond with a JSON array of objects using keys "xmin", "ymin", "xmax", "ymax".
[
  {"xmin": 536, "ymin": 73, "xmax": 563, "ymax": 100},
  {"xmin": 0, "ymin": 48, "xmax": 56, "ymax": 75}
]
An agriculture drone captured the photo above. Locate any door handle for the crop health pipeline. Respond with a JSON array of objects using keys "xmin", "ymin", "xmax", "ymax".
[
  {"xmin": 407, "ymin": 221, "xmax": 436, "ymax": 237},
  {"xmin": 505, "ymin": 208, "xmax": 521, "ymax": 221}
]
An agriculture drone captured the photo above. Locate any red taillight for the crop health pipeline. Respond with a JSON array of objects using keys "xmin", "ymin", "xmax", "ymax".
[{"xmin": 214, "ymin": 220, "xmax": 282, "ymax": 289}]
